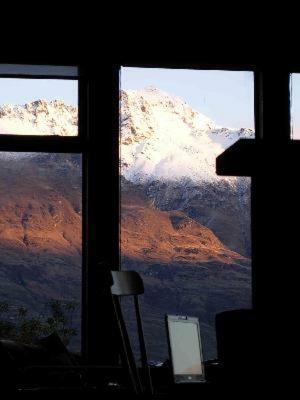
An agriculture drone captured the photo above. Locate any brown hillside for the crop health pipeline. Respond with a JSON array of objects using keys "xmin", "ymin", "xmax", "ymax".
[
  {"xmin": 0, "ymin": 155, "xmax": 82, "ymax": 316},
  {"xmin": 0, "ymin": 186, "xmax": 81, "ymax": 261},
  {"xmin": 121, "ymin": 190, "xmax": 247, "ymax": 265}
]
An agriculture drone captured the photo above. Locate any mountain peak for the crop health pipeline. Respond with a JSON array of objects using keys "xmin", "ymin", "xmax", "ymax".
[
  {"xmin": 144, "ymin": 85, "xmax": 163, "ymax": 92},
  {"xmin": 120, "ymin": 87, "xmax": 254, "ymax": 184},
  {"xmin": 0, "ymin": 99, "xmax": 77, "ymax": 136}
]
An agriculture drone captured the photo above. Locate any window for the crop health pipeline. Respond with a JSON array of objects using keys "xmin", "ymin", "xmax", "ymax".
[
  {"xmin": 0, "ymin": 78, "xmax": 78, "ymax": 136},
  {"xmin": 120, "ymin": 67, "xmax": 253, "ymax": 362},
  {"xmin": 0, "ymin": 65, "xmax": 83, "ymax": 351},
  {"xmin": 291, "ymin": 73, "xmax": 300, "ymax": 140}
]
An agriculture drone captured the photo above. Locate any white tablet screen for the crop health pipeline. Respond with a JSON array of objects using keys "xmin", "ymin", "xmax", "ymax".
[{"xmin": 168, "ymin": 319, "xmax": 203, "ymax": 376}]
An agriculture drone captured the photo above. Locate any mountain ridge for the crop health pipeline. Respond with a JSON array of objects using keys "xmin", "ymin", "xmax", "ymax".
[
  {"xmin": 121, "ymin": 185, "xmax": 248, "ymax": 265},
  {"xmin": 120, "ymin": 87, "xmax": 254, "ymax": 184},
  {"xmin": 0, "ymin": 99, "xmax": 77, "ymax": 136}
]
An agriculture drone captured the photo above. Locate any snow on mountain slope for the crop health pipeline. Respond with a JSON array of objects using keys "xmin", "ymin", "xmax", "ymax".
[
  {"xmin": 120, "ymin": 87, "xmax": 254, "ymax": 183},
  {"xmin": 0, "ymin": 99, "xmax": 77, "ymax": 136}
]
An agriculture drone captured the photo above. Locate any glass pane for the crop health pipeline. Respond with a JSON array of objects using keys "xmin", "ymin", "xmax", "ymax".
[
  {"xmin": 0, "ymin": 78, "xmax": 78, "ymax": 136},
  {"xmin": 0, "ymin": 152, "xmax": 82, "ymax": 351},
  {"xmin": 120, "ymin": 67, "xmax": 253, "ymax": 363},
  {"xmin": 291, "ymin": 73, "xmax": 300, "ymax": 139}
]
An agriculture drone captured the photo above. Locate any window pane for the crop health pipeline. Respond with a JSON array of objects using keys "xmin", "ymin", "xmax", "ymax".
[
  {"xmin": 120, "ymin": 68, "xmax": 253, "ymax": 362},
  {"xmin": 291, "ymin": 73, "xmax": 300, "ymax": 139},
  {"xmin": 0, "ymin": 78, "xmax": 78, "ymax": 136},
  {"xmin": 0, "ymin": 152, "xmax": 82, "ymax": 351}
]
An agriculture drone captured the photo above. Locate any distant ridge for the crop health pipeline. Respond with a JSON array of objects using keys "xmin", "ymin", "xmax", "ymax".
[{"xmin": 0, "ymin": 99, "xmax": 77, "ymax": 136}]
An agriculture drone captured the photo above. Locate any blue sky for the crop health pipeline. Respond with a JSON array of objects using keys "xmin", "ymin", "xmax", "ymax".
[
  {"xmin": 0, "ymin": 78, "xmax": 78, "ymax": 106},
  {"xmin": 121, "ymin": 67, "xmax": 255, "ymax": 129}
]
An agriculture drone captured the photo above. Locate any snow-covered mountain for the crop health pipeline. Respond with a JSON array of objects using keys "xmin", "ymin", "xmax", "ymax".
[
  {"xmin": 0, "ymin": 99, "xmax": 77, "ymax": 136},
  {"xmin": 120, "ymin": 87, "xmax": 254, "ymax": 184},
  {"xmin": 120, "ymin": 87, "xmax": 253, "ymax": 257}
]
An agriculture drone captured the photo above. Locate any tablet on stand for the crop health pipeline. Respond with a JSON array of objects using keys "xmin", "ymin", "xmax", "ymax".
[{"xmin": 166, "ymin": 315, "xmax": 205, "ymax": 384}]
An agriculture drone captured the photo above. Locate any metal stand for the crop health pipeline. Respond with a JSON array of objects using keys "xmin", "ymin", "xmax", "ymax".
[{"xmin": 111, "ymin": 270, "xmax": 153, "ymax": 396}]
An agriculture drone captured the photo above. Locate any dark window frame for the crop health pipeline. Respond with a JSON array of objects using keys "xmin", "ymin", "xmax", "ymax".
[
  {"xmin": 0, "ymin": 61, "xmax": 122, "ymax": 364},
  {"xmin": 1, "ymin": 60, "xmax": 296, "ymax": 365},
  {"xmin": 0, "ymin": 63, "xmax": 91, "ymax": 356}
]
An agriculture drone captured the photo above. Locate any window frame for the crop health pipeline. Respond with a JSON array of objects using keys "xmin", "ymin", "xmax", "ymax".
[
  {"xmin": 2, "ymin": 60, "xmax": 296, "ymax": 365},
  {"xmin": 117, "ymin": 63, "xmax": 257, "ymax": 361},
  {"xmin": 0, "ymin": 63, "xmax": 92, "ymax": 357}
]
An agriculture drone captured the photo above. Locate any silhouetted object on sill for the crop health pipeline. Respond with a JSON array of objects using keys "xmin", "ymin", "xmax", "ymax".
[
  {"xmin": 215, "ymin": 309, "xmax": 257, "ymax": 385},
  {"xmin": 0, "ymin": 339, "xmax": 19, "ymax": 391},
  {"xmin": 111, "ymin": 270, "xmax": 154, "ymax": 396},
  {"xmin": 0, "ymin": 332, "xmax": 82, "ymax": 391}
]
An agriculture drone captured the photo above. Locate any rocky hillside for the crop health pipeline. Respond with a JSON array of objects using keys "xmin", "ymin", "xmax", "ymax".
[
  {"xmin": 121, "ymin": 185, "xmax": 251, "ymax": 361},
  {"xmin": 0, "ymin": 153, "xmax": 82, "ymax": 349},
  {"xmin": 121, "ymin": 183, "xmax": 246, "ymax": 265}
]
